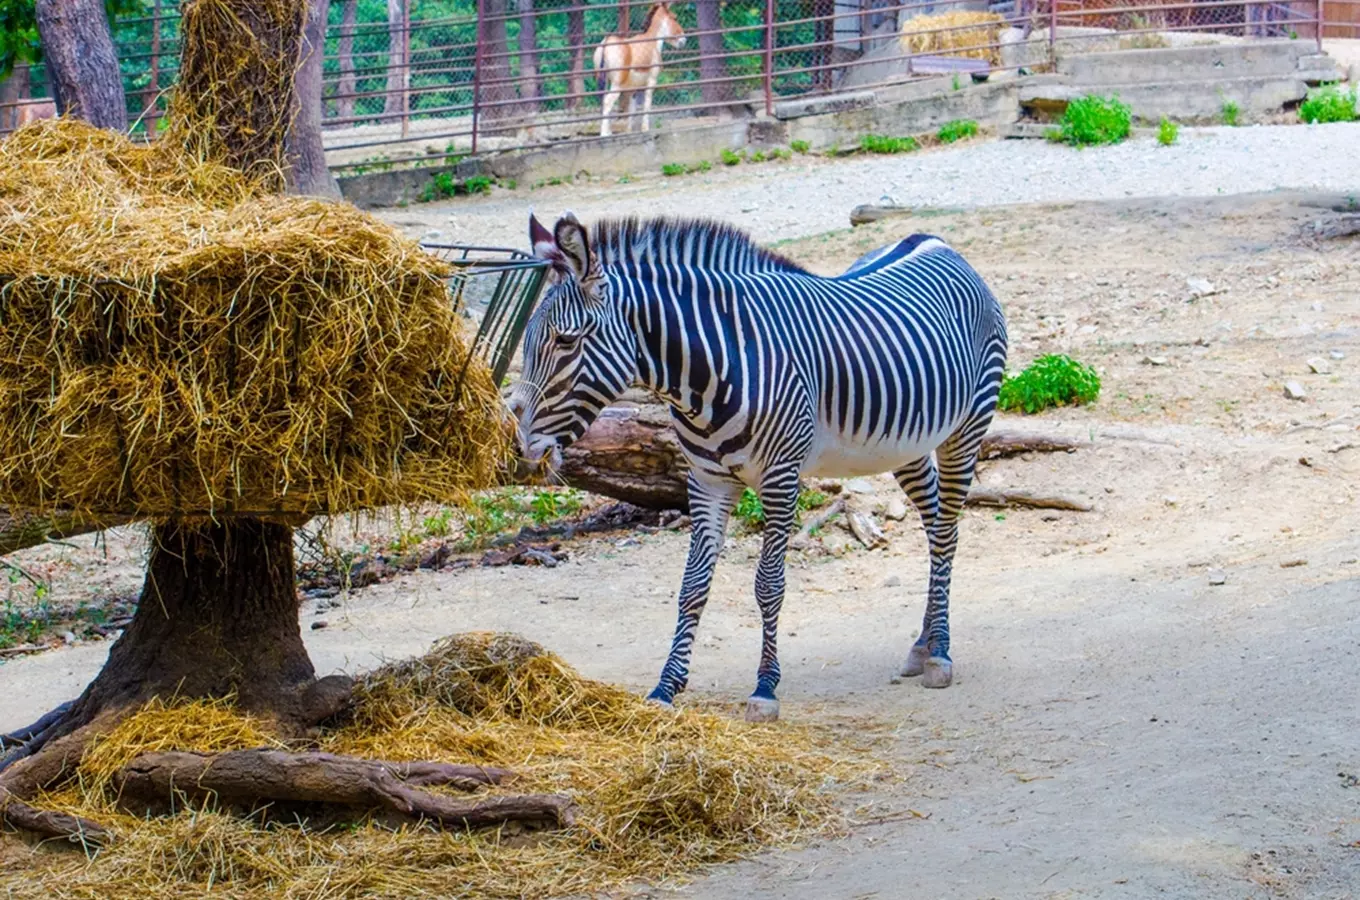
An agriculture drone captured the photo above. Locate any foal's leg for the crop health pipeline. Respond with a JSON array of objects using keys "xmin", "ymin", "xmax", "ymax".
[
  {"xmin": 745, "ymin": 466, "xmax": 801, "ymax": 723},
  {"xmin": 641, "ymin": 72, "xmax": 658, "ymax": 133},
  {"xmin": 600, "ymin": 87, "xmax": 618, "ymax": 137},
  {"xmin": 893, "ymin": 411, "xmax": 991, "ymax": 689},
  {"xmin": 648, "ymin": 473, "xmax": 743, "ymax": 706}
]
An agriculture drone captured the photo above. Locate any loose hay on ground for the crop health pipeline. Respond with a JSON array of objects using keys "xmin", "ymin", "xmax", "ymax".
[
  {"xmin": 0, "ymin": 120, "xmax": 511, "ymax": 520},
  {"xmin": 900, "ymin": 11, "xmax": 1005, "ymax": 67},
  {"xmin": 1, "ymin": 634, "xmax": 880, "ymax": 899}
]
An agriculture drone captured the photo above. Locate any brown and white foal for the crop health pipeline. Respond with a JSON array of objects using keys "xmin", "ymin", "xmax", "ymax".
[{"xmin": 593, "ymin": 2, "xmax": 686, "ymax": 137}]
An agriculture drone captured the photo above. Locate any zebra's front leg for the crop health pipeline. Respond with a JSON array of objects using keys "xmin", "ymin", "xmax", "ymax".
[
  {"xmin": 746, "ymin": 470, "xmax": 801, "ymax": 722},
  {"xmin": 648, "ymin": 474, "xmax": 743, "ymax": 707}
]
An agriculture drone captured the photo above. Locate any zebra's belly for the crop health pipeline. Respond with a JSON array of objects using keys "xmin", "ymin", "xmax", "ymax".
[{"xmin": 801, "ymin": 425, "xmax": 952, "ymax": 478}]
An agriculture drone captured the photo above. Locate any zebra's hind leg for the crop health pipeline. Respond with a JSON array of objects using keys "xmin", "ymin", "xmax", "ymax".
[
  {"xmin": 647, "ymin": 473, "xmax": 743, "ymax": 707},
  {"xmin": 745, "ymin": 468, "xmax": 802, "ymax": 723},
  {"xmin": 894, "ymin": 414, "xmax": 992, "ymax": 689}
]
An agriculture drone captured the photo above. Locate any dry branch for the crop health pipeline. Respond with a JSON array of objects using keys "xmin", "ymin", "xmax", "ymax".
[
  {"xmin": 850, "ymin": 204, "xmax": 914, "ymax": 226},
  {"xmin": 965, "ymin": 488, "xmax": 1093, "ymax": 512},
  {"xmin": 978, "ymin": 431, "xmax": 1088, "ymax": 460},
  {"xmin": 112, "ymin": 750, "xmax": 575, "ymax": 830},
  {"xmin": 0, "ymin": 786, "xmax": 111, "ymax": 845},
  {"xmin": 0, "ymin": 510, "xmax": 132, "ymax": 557}
]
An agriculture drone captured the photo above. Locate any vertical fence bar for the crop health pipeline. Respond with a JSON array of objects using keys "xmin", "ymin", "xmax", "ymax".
[
  {"xmin": 1048, "ymin": 0, "xmax": 1057, "ymax": 69},
  {"xmin": 1316, "ymin": 0, "xmax": 1324, "ymax": 49},
  {"xmin": 400, "ymin": 0, "xmax": 412, "ymax": 138},
  {"xmin": 764, "ymin": 0, "xmax": 775, "ymax": 116},
  {"xmin": 473, "ymin": 0, "xmax": 484, "ymax": 154},
  {"xmin": 147, "ymin": 0, "xmax": 161, "ymax": 134}
]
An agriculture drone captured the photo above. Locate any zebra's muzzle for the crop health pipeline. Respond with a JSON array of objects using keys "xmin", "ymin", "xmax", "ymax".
[{"xmin": 521, "ymin": 435, "xmax": 564, "ymax": 473}]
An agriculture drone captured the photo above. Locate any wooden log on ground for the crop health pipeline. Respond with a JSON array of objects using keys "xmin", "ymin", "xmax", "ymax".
[
  {"xmin": 850, "ymin": 204, "xmax": 914, "ymax": 226},
  {"xmin": 0, "ymin": 785, "xmax": 111, "ymax": 845},
  {"xmin": 965, "ymin": 488, "xmax": 1093, "ymax": 512},
  {"xmin": 113, "ymin": 749, "xmax": 576, "ymax": 830}
]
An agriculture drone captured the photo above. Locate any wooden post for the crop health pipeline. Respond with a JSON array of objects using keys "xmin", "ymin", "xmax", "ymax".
[
  {"xmin": 764, "ymin": 0, "xmax": 774, "ymax": 116},
  {"xmin": 401, "ymin": 0, "xmax": 411, "ymax": 137}
]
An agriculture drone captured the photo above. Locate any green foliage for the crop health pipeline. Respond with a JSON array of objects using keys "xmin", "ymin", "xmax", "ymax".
[
  {"xmin": 695, "ymin": 159, "xmax": 712, "ymax": 172},
  {"xmin": 771, "ymin": 147, "xmax": 792, "ymax": 160},
  {"xmin": 1220, "ymin": 100, "xmax": 1240, "ymax": 126},
  {"xmin": 661, "ymin": 163, "xmax": 687, "ymax": 177},
  {"xmin": 417, "ymin": 172, "xmax": 496, "ymax": 202},
  {"xmin": 1157, "ymin": 117, "xmax": 1179, "ymax": 146},
  {"xmin": 859, "ymin": 134, "xmax": 919, "ymax": 154},
  {"xmin": 1050, "ymin": 95, "xmax": 1132, "ymax": 146},
  {"xmin": 530, "ymin": 488, "xmax": 583, "ymax": 526},
  {"xmin": 720, "ymin": 148, "xmax": 745, "ymax": 166},
  {"xmin": 749, "ymin": 149, "xmax": 767, "ymax": 163},
  {"xmin": 951, "ymin": 74, "xmax": 962, "ymax": 91},
  {"xmin": 464, "ymin": 174, "xmax": 493, "ymax": 195},
  {"xmin": 1, "ymin": 0, "xmax": 144, "ymax": 78},
  {"xmin": 790, "ymin": 139, "xmax": 811, "ymax": 154},
  {"xmin": 452, "ymin": 488, "xmax": 585, "ymax": 549},
  {"xmin": 734, "ymin": 488, "xmax": 831, "ymax": 529},
  {"xmin": 936, "ymin": 119, "xmax": 978, "ymax": 144},
  {"xmin": 1298, "ymin": 84, "xmax": 1358, "ymax": 124},
  {"xmin": 998, "ymin": 355, "xmax": 1102, "ymax": 414}
]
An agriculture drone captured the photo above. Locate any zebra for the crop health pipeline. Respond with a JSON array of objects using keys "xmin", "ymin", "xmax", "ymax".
[{"xmin": 510, "ymin": 212, "xmax": 1008, "ymax": 722}]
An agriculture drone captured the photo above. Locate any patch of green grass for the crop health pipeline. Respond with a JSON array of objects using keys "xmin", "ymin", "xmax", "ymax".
[
  {"xmin": 1299, "ymin": 83, "xmax": 1358, "ymax": 124},
  {"xmin": 790, "ymin": 139, "xmax": 811, "ymax": 154},
  {"xmin": 1157, "ymin": 117, "xmax": 1179, "ymax": 146},
  {"xmin": 501, "ymin": 178, "xmax": 517, "ymax": 190},
  {"xmin": 998, "ymin": 354, "xmax": 1102, "ymax": 414},
  {"xmin": 951, "ymin": 74, "xmax": 962, "ymax": 91},
  {"xmin": 771, "ymin": 147, "xmax": 792, "ymax": 160},
  {"xmin": 661, "ymin": 163, "xmax": 687, "ymax": 177},
  {"xmin": 1049, "ymin": 95, "xmax": 1132, "ymax": 146},
  {"xmin": 530, "ymin": 488, "xmax": 584, "ymax": 527},
  {"xmin": 617, "ymin": 174, "xmax": 633, "ymax": 184},
  {"xmin": 721, "ymin": 148, "xmax": 745, "ymax": 166},
  {"xmin": 464, "ymin": 175, "xmax": 493, "ymax": 195},
  {"xmin": 936, "ymin": 119, "xmax": 979, "ymax": 144},
  {"xmin": 1220, "ymin": 99, "xmax": 1240, "ymax": 126},
  {"xmin": 734, "ymin": 488, "xmax": 831, "ymax": 529},
  {"xmin": 859, "ymin": 134, "xmax": 920, "ymax": 154},
  {"xmin": 749, "ymin": 150, "xmax": 768, "ymax": 163},
  {"xmin": 418, "ymin": 171, "xmax": 459, "ymax": 203},
  {"xmin": 695, "ymin": 159, "xmax": 712, "ymax": 172}
]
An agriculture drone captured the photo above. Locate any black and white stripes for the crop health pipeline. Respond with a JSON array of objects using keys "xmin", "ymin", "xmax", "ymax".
[{"xmin": 512, "ymin": 213, "xmax": 1007, "ymax": 721}]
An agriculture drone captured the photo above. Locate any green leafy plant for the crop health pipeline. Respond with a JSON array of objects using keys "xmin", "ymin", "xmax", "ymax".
[
  {"xmin": 790, "ymin": 139, "xmax": 811, "ymax": 154},
  {"xmin": 530, "ymin": 489, "xmax": 583, "ymax": 527},
  {"xmin": 464, "ymin": 175, "xmax": 493, "ymax": 195},
  {"xmin": 749, "ymin": 150, "xmax": 768, "ymax": 163},
  {"xmin": 936, "ymin": 119, "xmax": 979, "ymax": 144},
  {"xmin": 1157, "ymin": 117, "xmax": 1179, "ymax": 146},
  {"xmin": 418, "ymin": 171, "xmax": 458, "ymax": 202},
  {"xmin": 694, "ymin": 159, "xmax": 712, "ymax": 172},
  {"xmin": 1050, "ymin": 95, "xmax": 1132, "ymax": 146},
  {"xmin": 734, "ymin": 488, "xmax": 831, "ymax": 529},
  {"xmin": 661, "ymin": 163, "xmax": 687, "ymax": 177},
  {"xmin": 1299, "ymin": 84, "xmax": 1358, "ymax": 124},
  {"xmin": 771, "ymin": 147, "xmax": 792, "ymax": 160},
  {"xmin": 617, "ymin": 174, "xmax": 633, "ymax": 184},
  {"xmin": 998, "ymin": 354, "xmax": 1102, "ymax": 414},
  {"xmin": 720, "ymin": 148, "xmax": 745, "ymax": 166},
  {"xmin": 951, "ymin": 74, "xmax": 962, "ymax": 91},
  {"xmin": 1220, "ymin": 99, "xmax": 1240, "ymax": 126},
  {"xmin": 859, "ymin": 134, "xmax": 920, "ymax": 154}
]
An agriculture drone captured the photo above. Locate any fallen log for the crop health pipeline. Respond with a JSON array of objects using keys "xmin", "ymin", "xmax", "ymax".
[
  {"xmin": 112, "ymin": 749, "xmax": 576, "ymax": 830},
  {"xmin": 0, "ymin": 785, "xmax": 111, "ymax": 845},
  {"xmin": 0, "ymin": 510, "xmax": 133, "ymax": 558},
  {"xmin": 965, "ymin": 488, "xmax": 1093, "ymax": 512},
  {"xmin": 850, "ymin": 204, "xmax": 914, "ymax": 226}
]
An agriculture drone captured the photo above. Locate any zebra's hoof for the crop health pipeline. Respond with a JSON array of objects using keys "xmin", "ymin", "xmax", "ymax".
[
  {"xmin": 921, "ymin": 657, "xmax": 953, "ymax": 689},
  {"xmin": 744, "ymin": 696, "xmax": 781, "ymax": 723},
  {"xmin": 900, "ymin": 644, "xmax": 929, "ymax": 678}
]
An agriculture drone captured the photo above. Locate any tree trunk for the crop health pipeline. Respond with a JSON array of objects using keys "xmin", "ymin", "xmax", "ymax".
[
  {"xmin": 286, "ymin": 0, "xmax": 342, "ymax": 198},
  {"xmin": 479, "ymin": 0, "xmax": 516, "ymax": 125},
  {"xmin": 516, "ymin": 0, "xmax": 540, "ymax": 116},
  {"xmin": 566, "ymin": 2, "xmax": 585, "ymax": 111},
  {"xmin": 57, "ymin": 519, "xmax": 338, "ymax": 734},
  {"xmin": 383, "ymin": 0, "xmax": 407, "ymax": 121},
  {"xmin": 618, "ymin": 0, "xmax": 631, "ymax": 33},
  {"xmin": 696, "ymin": 0, "xmax": 728, "ymax": 104},
  {"xmin": 33, "ymin": 0, "xmax": 128, "ymax": 130},
  {"xmin": 0, "ymin": 66, "xmax": 29, "ymax": 132},
  {"xmin": 337, "ymin": 0, "xmax": 357, "ymax": 119}
]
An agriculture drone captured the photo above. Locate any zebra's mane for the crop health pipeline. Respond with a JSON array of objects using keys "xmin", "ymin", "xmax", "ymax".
[{"xmin": 590, "ymin": 217, "xmax": 808, "ymax": 276}]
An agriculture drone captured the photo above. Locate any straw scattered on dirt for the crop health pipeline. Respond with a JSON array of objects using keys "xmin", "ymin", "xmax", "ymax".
[
  {"xmin": 900, "ymin": 11, "xmax": 1005, "ymax": 66},
  {"xmin": 3, "ymin": 633, "xmax": 882, "ymax": 899}
]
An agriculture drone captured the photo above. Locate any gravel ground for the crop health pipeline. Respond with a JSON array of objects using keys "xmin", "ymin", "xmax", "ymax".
[{"xmin": 387, "ymin": 123, "xmax": 1360, "ymax": 248}]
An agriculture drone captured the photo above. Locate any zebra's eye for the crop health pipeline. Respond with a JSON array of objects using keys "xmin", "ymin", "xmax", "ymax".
[{"xmin": 554, "ymin": 332, "xmax": 581, "ymax": 349}]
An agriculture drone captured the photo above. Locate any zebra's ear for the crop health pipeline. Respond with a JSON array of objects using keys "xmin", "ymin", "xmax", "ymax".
[
  {"xmin": 529, "ymin": 212, "xmax": 556, "ymax": 259},
  {"xmin": 553, "ymin": 213, "xmax": 596, "ymax": 283}
]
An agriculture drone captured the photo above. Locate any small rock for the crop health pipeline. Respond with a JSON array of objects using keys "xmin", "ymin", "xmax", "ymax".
[
  {"xmin": 1306, "ymin": 358, "xmax": 1332, "ymax": 375},
  {"xmin": 883, "ymin": 497, "xmax": 909, "ymax": 521},
  {"xmin": 1164, "ymin": 495, "xmax": 1179, "ymax": 506},
  {"xmin": 741, "ymin": 204, "xmax": 759, "ymax": 213},
  {"xmin": 1279, "ymin": 559, "xmax": 1308, "ymax": 568},
  {"xmin": 1186, "ymin": 277, "xmax": 1217, "ymax": 299},
  {"xmin": 1329, "ymin": 350, "xmax": 1345, "ymax": 360},
  {"xmin": 881, "ymin": 575, "xmax": 902, "ymax": 588},
  {"xmin": 1283, "ymin": 381, "xmax": 1307, "ymax": 401},
  {"xmin": 844, "ymin": 478, "xmax": 876, "ymax": 494},
  {"xmin": 62, "ymin": 631, "xmax": 77, "ymax": 645},
  {"xmin": 1299, "ymin": 456, "xmax": 1314, "ymax": 468},
  {"xmin": 1207, "ymin": 568, "xmax": 1227, "ymax": 586},
  {"xmin": 311, "ymin": 620, "xmax": 329, "ymax": 630},
  {"xmin": 1142, "ymin": 355, "xmax": 1170, "ymax": 367}
]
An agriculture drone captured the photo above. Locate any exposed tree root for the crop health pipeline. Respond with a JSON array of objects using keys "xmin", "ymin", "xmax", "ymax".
[
  {"xmin": 977, "ymin": 430, "xmax": 1088, "ymax": 460},
  {"xmin": 965, "ymin": 487, "xmax": 1094, "ymax": 512},
  {"xmin": 0, "ymin": 785, "xmax": 111, "ymax": 846},
  {"xmin": 113, "ymin": 750, "xmax": 576, "ymax": 830}
]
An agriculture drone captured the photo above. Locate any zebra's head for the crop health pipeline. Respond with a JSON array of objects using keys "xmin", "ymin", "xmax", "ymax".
[{"xmin": 509, "ymin": 212, "xmax": 637, "ymax": 472}]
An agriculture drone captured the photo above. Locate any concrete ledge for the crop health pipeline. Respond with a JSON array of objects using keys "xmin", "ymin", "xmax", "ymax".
[
  {"xmin": 1021, "ymin": 75, "xmax": 1309, "ymax": 120},
  {"xmin": 1057, "ymin": 39, "xmax": 1308, "ymax": 84},
  {"xmin": 774, "ymin": 91, "xmax": 878, "ymax": 120},
  {"xmin": 784, "ymin": 80, "xmax": 1019, "ymax": 149}
]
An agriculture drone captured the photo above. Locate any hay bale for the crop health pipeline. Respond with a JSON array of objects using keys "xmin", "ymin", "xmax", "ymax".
[
  {"xmin": 900, "ymin": 11, "xmax": 1005, "ymax": 67},
  {"xmin": 8, "ymin": 633, "xmax": 880, "ymax": 898},
  {"xmin": 0, "ymin": 120, "xmax": 511, "ymax": 518}
]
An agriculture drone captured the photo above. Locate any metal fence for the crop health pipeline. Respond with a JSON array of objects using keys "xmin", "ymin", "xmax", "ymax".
[{"xmin": 0, "ymin": 0, "xmax": 1344, "ymax": 153}]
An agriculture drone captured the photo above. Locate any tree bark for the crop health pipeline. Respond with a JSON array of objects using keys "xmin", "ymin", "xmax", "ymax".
[
  {"xmin": 479, "ymin": 0, "xmax": 516, "ymax": 125},
  {"xmin": 696, "ymin": 0, "xmax": 728, "ymax": 104},
  {"xmin": 337, "ymin": 0, "xmax": 357, "ymax": 120},
  {"xmin": 516, "ymin": 0, "xmax": 540, "ymax": 116},
  {"xmin": 383, "ymin": 0, "xmax": 407, "ymax": 120},
  {"xmin": 33, "ymin": 0, "xmax": 127, "ymax": 130},
  {"xmin": 566, "ymin": 2, "xmax": 585, "ymax": 110},
  {"xmin": 286, "ymin": 0, "xmax": 342, "ymax": 198}
]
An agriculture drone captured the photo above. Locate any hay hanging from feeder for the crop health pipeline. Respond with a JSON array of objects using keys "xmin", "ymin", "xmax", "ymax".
[
  {"xmin": 0, "ymin": 120, "xmax": 511, "ymax": 519},
  {"xmin": 900, "ymin": 11, "xmax": 1005, "ymax": 67}
]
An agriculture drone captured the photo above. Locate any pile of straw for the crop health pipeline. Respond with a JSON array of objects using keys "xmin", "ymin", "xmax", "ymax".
[
  {"xmin": 0, "ymin": 120, "xmax": 511, "ymax": 518},
  {"xmin": 6, "ymin": 633, "xmax": 878, "ymax": 898},
  {"xmin": 900, "ymin": 11, "xmax": 1005, "ymax": 67}
]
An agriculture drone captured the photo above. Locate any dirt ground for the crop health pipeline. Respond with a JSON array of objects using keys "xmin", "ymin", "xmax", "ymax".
[{"xmin": 2, "ymin": 191, "xmax": 1358, "ymax": 899}]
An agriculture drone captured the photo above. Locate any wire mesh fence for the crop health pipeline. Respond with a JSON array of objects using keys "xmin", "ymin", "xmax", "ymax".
[{"xmin": 0, "ymin": 0, "xmax": 1337, "ymax": 147}]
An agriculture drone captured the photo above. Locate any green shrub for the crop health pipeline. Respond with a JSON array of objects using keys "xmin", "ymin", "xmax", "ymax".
[
  {"xmin": 936, "ymin": 119, "xmax": 979, "ymax": 143},
  {"xmin": 694, "ymin": 159, "xmax": 713, "ymax": 172},
  {"xmin": 720, "ymin": 148, "xmax": 745, "ymax": 166},
  {"xmin": 998, "ymin": 354, "xmax": 1102, "ymax": 414},
  {"xmin": 1220, "ymin": 100, "xmax": 1240, "ymax": 126},
  {"xmin": 661, "ymin": 163, "xmax": 687, "ymax": 177},
  {"xmin": 1157, "ymin": 117, "xmax": 1179, "ymax": 146},
  {"xmin": 1299, "ymin": 84, "xmax": 1358, "ymax": 124},
  {"xmin": 790, "ymin": 139, "xmax": 811, "ymax": 154},
  {"xmin": 1051, "ymin": 95, "xmax": 1132, "ymax": 146},
  {"xmin": 464, "ymin": 175, "xmax": 493, "ymax": 195},
  {"xmin": 859, "ymin": 134, "xmax": 920, "ymax": 154},
  {"xmin": 772, "ymin": 147, "xmax": 792, "ymax": 160},
  {"xmin": 734, "ymin": 488, "xmax": 831, "ymax": 529}
]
